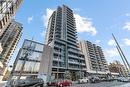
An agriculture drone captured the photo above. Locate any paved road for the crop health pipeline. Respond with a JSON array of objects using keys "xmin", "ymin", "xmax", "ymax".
[
  {"xmin": 2, "ymin": 81, "xmax": 129, "ymax": 87},
  {"xmin": 114, "ymin": 83, "xmax": 130, "ymax": 87},
  {"xmin": 69, "ymin": 81, "xmax": 129, "ymax": 87}
]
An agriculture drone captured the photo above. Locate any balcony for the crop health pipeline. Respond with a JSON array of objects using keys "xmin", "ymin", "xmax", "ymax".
[
  {"xmin": 68, "ymin": 60, "xmax": 79, "ymax": 65},
  {"xmin": 68, "ymin": 67, "xmax": 80, "ymax": 70},
  {"xmin": 82, "ymin": 68, "xmax": 87, "ymax": 71},
  {"xmin": 79, "ymin": 57, "xmax": 85, "ymax": 60},
  {"xmin": 53, "ymin": 58, "xmax": 64, "ymax": 62},
  {"xmin": 52, "ymin": 65, "xmax": 66, "ymax": 69},
  {"xmin": 67, "ymin": 42, "xmax": 77, "ymax": 47},
  {"xmin": 68, "ymin": 48, "xmax": 79, "ymax": 54},
  {"xmin": 80, "ymin": 63, "xmax": 86, "ymax": 66},
  {"xmin": 67, "ymin": 37, "xmax": 76, "ymax": 43},
  {"xmin": 68, "ymin": 54, "xmax": 78, "ymax": 59},
  {"xmin": 67, "ymin": 34, "xmax": 76, "ymax": 41}
]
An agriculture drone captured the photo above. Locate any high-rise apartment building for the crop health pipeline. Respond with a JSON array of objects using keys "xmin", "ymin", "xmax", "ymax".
[
  {"xmin": 108, "ymin": 61, "xmax": 128, "ymax": 77},
  {"xmin": 0, "ymin": 0, "xmax": 23, "ymax": 36},
  {"xmin": 0, "ymin": 20, "xmax": 22, "ymax": 65},
  {"xmin": 0, "ymin": 20, "xmax": 22, "ymax": 80},
  {"xmin": 44, "ymin": 5, "xmax": 86, "ymax": 80},
  {"xmin": 0, "ymin": 0, "xmax": 23, "ymax": 80},
  {"xmin": 79, "ymin": 41, "xmax": 109, "ymax": 76}
]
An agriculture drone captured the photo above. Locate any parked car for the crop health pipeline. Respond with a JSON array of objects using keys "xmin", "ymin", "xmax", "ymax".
[
  {"xmin": 13, "ymin": 78, "xmax": 44, "ymax": 87},
  {"xmin": 47, "ymin": 79, "xmax": 57, "ymax": 86},
  {"xmin": 103, "ymin": 77, "xmax": 115, "ymax": 82},
  {"xmin": 89, "ymin": 77, "xmax": 100, "ymax": 83},
  {"xmin": 100, "ymin": 77, "xmax": 106, "ymax": 81},
  {"xmin": 117, "ymin": 77, "xmax": 130, "ymax": 82},
  {"xmin": 47, "ymin": 79, "xmax": 72, "ymax": 87},
  {"xmin": 78, "ymin": 77, "xmax": 89, "ymax": 83}
]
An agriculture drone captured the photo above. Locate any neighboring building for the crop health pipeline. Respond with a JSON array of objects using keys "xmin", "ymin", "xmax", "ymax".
[
  {"xmin": 0, "ymin": 20, "xmax": 22, "ymax": 80},
  {"xmin": 43, "ymin": 5, "xmax": 86, "ymax": 81},
  {"xmin": 10, "ymin": 39, "xmax": 45, "ymax": 79},
  {"xmin": 0, "ymin": 43, "xmax": 3, "ymax": 54},
  {"xmin": 78, "ymin": 41, "xmax": 109, "ymax": 76},
  {"xmin": 0, "ymin": 61, "xmax": 3, "ymax": 80},
  {"xmin": 0, "ymin": 0, "xmax": 23, "ymax": 36},
  {"xmin": 2, "ymin": 69, "xmax": 11, "ymax": 81},
  {"xmin": 8, "ymin": 39, "xmax": 53, "ymax": 83},
  {"xmin": 0, "ymin": 0, "xmax": 23, "ymax": 81},
  {"xmin": 108, "ymin": 61, "xmax": 128, "ymax": 77},
  {"xmin": 0, "ymin": 20, "xmax": 22, "ymax": 65}
]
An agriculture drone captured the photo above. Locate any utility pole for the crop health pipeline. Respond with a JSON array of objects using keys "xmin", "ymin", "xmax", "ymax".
[
  {"xmin": 17, "ymin": 39, "xmax": 33, "ymax": 80},
  {"xmin": 116, "ymin": 46, "xmax": 129, "ymax": 73},
  {"xmin": 17, "ymin": 53, "xmax": 29, "ymax": 80},
  {"xmin": 112, "ymin": 34, "xmax": 130, "ymax": 72}
]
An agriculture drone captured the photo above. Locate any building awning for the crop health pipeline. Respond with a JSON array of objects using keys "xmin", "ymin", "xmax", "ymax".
[
  {"xmin": 111, "ymin": 73, "xmax": 119, "ymax": 75},
  {"xmin": 87, "ymin": 70, "xmax": 109, "ymax": 74}
]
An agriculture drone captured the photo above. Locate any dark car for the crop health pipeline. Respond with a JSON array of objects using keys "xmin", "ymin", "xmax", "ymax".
[
  {"xmin": 13, "ymin": 78, "xmax": 44, "ymax": 87},
  {"xmin": 47, "ymin": 79, "xmax": 57, "ymax": 86},
  {"xmin": 117, "ymin": 77, "xmax": 130, "ymax": 82},
  {"xmin": 89, "ymin": 77, "xmax": 100, "ymax": 83},
  {"xmin": 47, "ymin": 79, "xmax": 72, "ymax": 87}
]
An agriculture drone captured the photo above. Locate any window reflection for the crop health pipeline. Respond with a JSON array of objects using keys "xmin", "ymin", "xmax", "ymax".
[
  {"xmin": 23, "ymin": 61, "xmax": 40, "ymax": 72},
  {"xmin": 19, "ymin": 49, "xmax": 42, "ymax": 61},
  {"xmin": 23, "ymin": 40, "xmax": 43, "ymax": 52},
  {"xmin": 15, "ymin": 60, "xmax": 23, "ymax": 71},
  {"xmin": 14, "ymin": 40, "xmax": 43, "ymax": 73}
]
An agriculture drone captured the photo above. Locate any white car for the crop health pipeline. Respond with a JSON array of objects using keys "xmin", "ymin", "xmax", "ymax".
[{"xmin": 78, "ymin": 77, "xmax": 89, "ymax": 83}]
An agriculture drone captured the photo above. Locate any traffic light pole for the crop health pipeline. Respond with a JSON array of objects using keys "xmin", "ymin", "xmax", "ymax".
[{"xmin": 112, "ymin": 34, "xmax": 130, "ymax": 71}]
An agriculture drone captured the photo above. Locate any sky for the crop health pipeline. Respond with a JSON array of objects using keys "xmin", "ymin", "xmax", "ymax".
[{"xmin": 8, "ymin": 0, "xmax": 130, "ymax": 66}]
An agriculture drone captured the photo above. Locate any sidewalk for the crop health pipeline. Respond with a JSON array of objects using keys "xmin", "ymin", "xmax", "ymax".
[
  {"xmin": 113, "ymin": 83, "xmax": 130, "ymax": 87},
  {"xmin": 0, "ymin": 81, "xmax": 7, "ymax": 87}
]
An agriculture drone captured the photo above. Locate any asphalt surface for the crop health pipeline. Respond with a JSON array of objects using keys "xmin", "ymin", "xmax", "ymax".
[
  {"xmin": 43, "ymin": 81, "xmax": 130, "ymax": 87},
  {"xmin": 1, "ymin": 81, "xmax": 130, "ymax": 87},
  {"xmin": 69, "ymin": 81, "xmax": 130, "ymax": 87}
]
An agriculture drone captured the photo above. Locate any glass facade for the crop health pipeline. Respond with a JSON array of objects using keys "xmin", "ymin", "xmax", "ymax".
[{"xmin": 13, "ymin": 39, "xmax": 43, "ymax": 74}]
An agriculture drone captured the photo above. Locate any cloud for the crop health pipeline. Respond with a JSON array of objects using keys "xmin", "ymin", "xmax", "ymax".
[
  {"xmin": 42, "ymin": 8, "xmax": 54, "ymax": 28},
  {"xmin": 40, "ymin": 30, "xmax": 46, "ymax": 37},
  {"xmin": 108, "ymin": 39, "xmax": 115, "ymax": 46},
  {"xmin": 123, "ymin": 38, "xmax": 130, "ymax": 46},
  {"xmin": 123, "ymin": 22, "xmax": 130, "ymax": 30},
  {"xmin": 73, "ymin": 8, "xmax": 81, "ymax": 12},
  {"xmin": 27, "ymin": 16, "xmax": 33, "ymax": 24},
  {"xmin": 104, "ymin": 48, "xmax": 119, "ymax": 58},
  {"xmin": 74, "ymin": 14, "xmax": 97, "ymax": 36},
  {"xmin": 95, "ymin": 40, "xmax": 101, "ymax": 44},
  {"xmin": 126, "ymin": 13, "xmax": 130, "ymax": 17}
]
